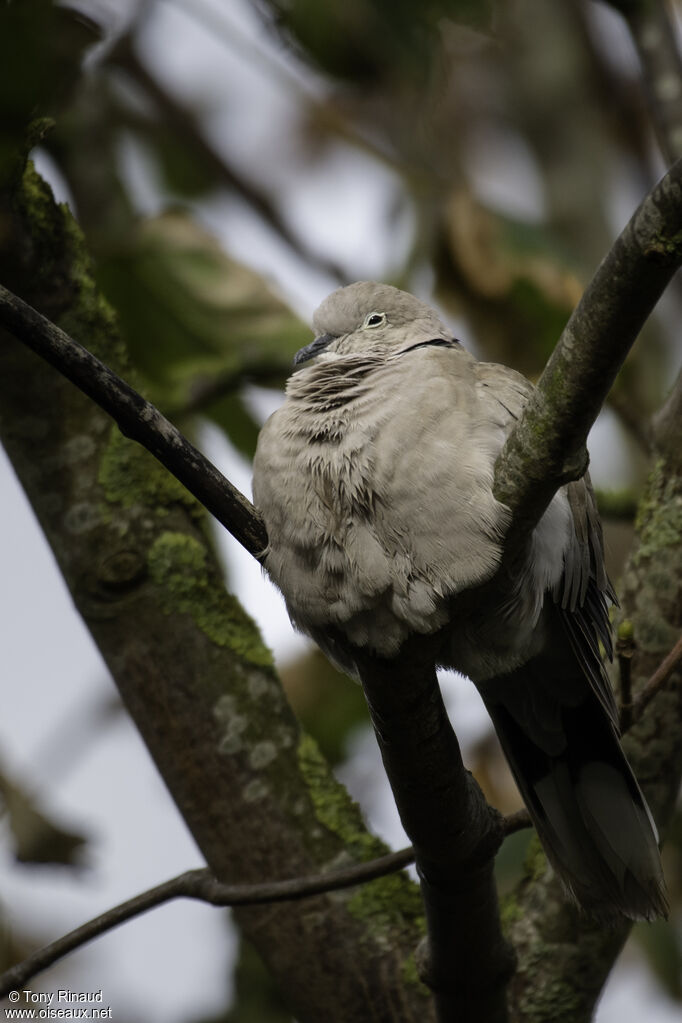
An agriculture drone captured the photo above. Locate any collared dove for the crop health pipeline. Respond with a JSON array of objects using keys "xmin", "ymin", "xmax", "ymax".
[{"xmin": 252, "ymin": 280, "xmax": 667, "ymax": 921}]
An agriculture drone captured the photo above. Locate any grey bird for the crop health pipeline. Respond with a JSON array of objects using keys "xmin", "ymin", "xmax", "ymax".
[{"xmin": 252, "ymin": 280, "xmax": 667, "ymax": 921}]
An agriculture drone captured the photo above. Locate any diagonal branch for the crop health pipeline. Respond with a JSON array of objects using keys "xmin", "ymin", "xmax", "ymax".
[
  {"xmin": 630, "ymin": 631, "xmax": 682, "ymax": 721},
  {"xmin": 0, "ymin": 848, "xmax": 415, "ymax": 996},
  {"xmin": 493, "ymin": 157, "xmax": 682, "ymax": 543},
  {"xmin": 0, "ymin": 283, "xmax": 267, "ymax": 559},
  {"xmin": 108, "ymin": 33, "xmax": 347, "ymax": 285},
  {"xmin": 355, "ymin": 647, "xmax": 514, "ymax": 1023}
]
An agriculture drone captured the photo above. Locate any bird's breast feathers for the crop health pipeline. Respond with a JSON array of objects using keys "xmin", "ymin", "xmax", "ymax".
[{"xmin": 253, "ymin": 347, "xmax": 540, "ymax": 657}]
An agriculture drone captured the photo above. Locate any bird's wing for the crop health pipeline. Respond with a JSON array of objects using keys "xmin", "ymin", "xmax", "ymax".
[{"xmin": 475, "ymin": 360, "xmax": 618, "ymax": 725}]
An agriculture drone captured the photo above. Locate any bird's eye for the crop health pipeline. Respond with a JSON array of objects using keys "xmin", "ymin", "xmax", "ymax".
[{"xmin": 363, "ymin": 312, "xmax": 386, "ymax": 328}]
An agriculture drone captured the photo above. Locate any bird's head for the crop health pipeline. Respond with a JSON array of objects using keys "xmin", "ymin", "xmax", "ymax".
[{"xmin": 294, "ymin": 281, "xmax": 452, "ymax": 365}]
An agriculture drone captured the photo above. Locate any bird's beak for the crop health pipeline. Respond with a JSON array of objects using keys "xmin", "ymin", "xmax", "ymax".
[{"xmin": 293, "ymin": 333, "xmax": 334, "ymax": 365}]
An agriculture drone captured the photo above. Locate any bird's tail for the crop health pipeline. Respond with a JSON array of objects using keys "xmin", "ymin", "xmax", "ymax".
[{"xmin": 480, "ymin": 654, "xmax": 667, "ymax": 921}]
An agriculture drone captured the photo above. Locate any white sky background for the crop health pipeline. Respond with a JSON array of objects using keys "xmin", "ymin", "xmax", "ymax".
[{"xmin": 0, "ymin": 0, "xmax": 681, "ymax": 1020}]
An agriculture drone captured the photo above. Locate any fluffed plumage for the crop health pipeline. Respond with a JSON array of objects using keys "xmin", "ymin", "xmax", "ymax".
[{"xmin": 252, "ymin": 281, "xmax": 667, "ymax": 921}]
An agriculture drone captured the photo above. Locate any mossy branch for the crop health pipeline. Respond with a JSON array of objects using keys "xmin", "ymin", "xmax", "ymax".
[
  {"xmin": 493, "ymin": 158, "xmax": 682, "ymax": 543},
  {"xmin": 0, "ymin": 282, "xmax": 267, "ymax": 559}
]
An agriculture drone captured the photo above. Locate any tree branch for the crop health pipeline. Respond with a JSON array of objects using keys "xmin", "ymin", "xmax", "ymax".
[
  {"xmin": 606, "ymin": 0, "xmax": 682, "ymax": 164},
  {"xmin": 0, "ymin": 848, "xmax": 415, "ymax": 996},
  {"xmin": 630, "ymin": 631, "xmax": 682, "ymax": 721},
  {"xmin": 493, "ymin": 157, "xmax": 682, "ymax": 543},
  {"xmin": 0, "ymin": 804, "xmax": 534, "ymax": 999},
  {"xmin": 355, "ymin": 646, "xmax": 514, "ymax": 1023},
  {"xmin": 0, "ymin": 283, "xmax": 268, "ymax": 560}
]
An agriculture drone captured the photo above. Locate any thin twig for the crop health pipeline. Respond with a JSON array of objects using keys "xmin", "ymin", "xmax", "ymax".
[
  {"xmin": 0, "ymin": 284, "xmax": 268, "ymax": 559},
  {"xmin": 630, "ymin": 632, "xmax": 682, "ymax": 723},
  {"xmin": 0, "ymin": 849, "xmax": 413, "ymax": 995},
  {"xmin": 0, "ymin": 802, "xmax": 534, "ymax": 996}
]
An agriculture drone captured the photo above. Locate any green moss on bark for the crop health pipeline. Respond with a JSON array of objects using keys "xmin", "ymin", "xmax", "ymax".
[
  {"xmin": 348, "ymin": 871, "xmax": 425, "ymax": 936},
  {"xmin": 634, "ymin": 459, "xmax": 682, "ymax": 565},
  {"xmin": 13, "ymin": 164, "xmax": 122, "ymax": 361},
  {"xmin": 99, "ymin": 425, "xmax": 198, "ymax": 515},
  {"xmin": 297, "ymin": 733, "xmax": 425, "ymax": 942},
  {"xmin": 297, "ymin": 733, "xmax": 385, "ymax": 859},
  {"xmin": 148, "ymin": 530, "xmax": 273, "ymax": 666}
]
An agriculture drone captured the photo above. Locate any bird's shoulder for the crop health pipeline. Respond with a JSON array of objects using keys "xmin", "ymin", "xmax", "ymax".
[{"xmin": 473, "ymin": 360, "xmax": 534, "ymax": 423}]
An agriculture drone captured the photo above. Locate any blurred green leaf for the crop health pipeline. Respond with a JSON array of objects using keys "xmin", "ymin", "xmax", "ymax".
[
  {"xmin": 438, "ymin": 189, "xmax": 581, "ymax": 374},
  {"xmin": 280, "ymin": 649, "xmax": 368, "ymax": 765},
  {"xmin": 150, "ymin": 129, "xmax": 222, "ymax": 199},
  {"xmin": 96, "ymin": 210, "xmax": 307, "ymax": 456},
  {"xmin": 261, "ymin": 0, "xmax": 494, "ymax": 85},
  {"xmin": 0, "ymin": 769, "xmax": 88, "ymax": 867},
  {"xmin": 0, "ymin": 1, "xmax": 99, "ymax": 177},
  {"xmin": 98, "ymin": 209, "xmax": 306, "ymax": 371}
]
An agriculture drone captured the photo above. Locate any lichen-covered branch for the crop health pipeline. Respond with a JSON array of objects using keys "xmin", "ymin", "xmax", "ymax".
[
  {"xmin": 0, "ymin": 281, "xmax": 267, "ymax": 559},
  {"xmin": 0, "ymin": 161, "xmax": 431, "ymax": 1023},
  {"xmin": 493, "ymin": 157, "xmax": 682, "ymax": 545}
]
